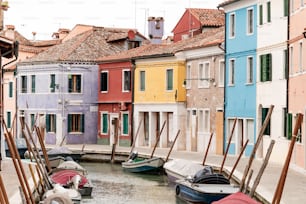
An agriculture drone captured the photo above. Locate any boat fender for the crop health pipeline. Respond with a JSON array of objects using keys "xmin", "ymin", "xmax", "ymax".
[
  {"xmin": 42, "ymin": 193, "xmax": 73, "ymax": 204},
  {"xmin": 175, "ymin": 185, "xmax": 180, "ymax": 196}
]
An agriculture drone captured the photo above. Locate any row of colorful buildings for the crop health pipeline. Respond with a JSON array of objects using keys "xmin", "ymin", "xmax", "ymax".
[{"xmin": 2, "ymin": 0, "xmax": 306, "ymax": 169}]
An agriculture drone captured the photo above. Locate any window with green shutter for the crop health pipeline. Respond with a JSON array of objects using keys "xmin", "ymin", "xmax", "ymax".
[
  {"xmin": 21, "ymin": 75, "xmax": 27, "ymax": 93},
  {"xmin": 122, "ymin": 113, "xmax": 128, "ymax": 135},
  {"xmin": 8, "ymin": 81, "xmax": 13, "ymax": 98},
  {"xmin": 166, "ymin": 69, "xmax": 173, "ymax": 90},
  {"xmin": 31, "ymin": 75, "xmax": 36, "ymax": 93},
  {"xmin": 102, "ymin": 113, "xmax": 108, "ymax": 134},
  {"xmin": 284, "ymin": 0, "xmax": 289, "ymax": 16},
  {"xmin": 68, "ymin": 74, "xmax": 81, "ymax": 93},
  {"xmin": 286, "ymin": 113, "xmax": 292, "ymax": 140},
  {"xmin": 259, "ymin": 4, "xmax": 263, "ymax": 25},
  {"xmin": 30, "ymin": 114, "xmax": 35, "ymax": 130},
  {"xmin": 260, "ymin": 54, "xmax": 272, "ymax": 82},
  {"xmin": 50, "ymin": 74, "xmax": 56, "ymax": 92},
  {"xmin": 67, "ymin": 113, "xmax": 84, "ymax": 133},
  {"xmin": 46, "ymin": 114, "xmax": 56, "ymax": 133},
  {"xmin": 140, "ymin": 71, "xmax": 145, "ymax": 91},
  {"xmin": 262, "ymin": 108, "xmax": 271, "ymax": 136},
  {"xmin": 267, "ymin": 1, "xmax": 271, "ymax": 23},
  {"xmin": 7, "ymin": 111, "xmax": 11, "ymax": 128}
]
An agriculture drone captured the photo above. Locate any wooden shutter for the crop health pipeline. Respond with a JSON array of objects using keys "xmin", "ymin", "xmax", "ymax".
[
  {"xmin": 284, "ymin": 0, "xmax": 289, "ymax": 16},
  {"xmin": 123, "ymin": 114, "xmax": 128, "ymax": 134},
  {"xmin": 81, "ymin": 114, "xmax": 85, "ymax": 133},
  {"xmin": 46, "ymin": 114, "xmax": 50, "ymax": 132},
  {"xmin": 259, "ymin": 5, "xmax": 263, "ymax": 25},
  {"xmin": 287, "ymin": 113, "xmax": 292, "ymax": 140},
  {"xmin": 9, "ymin": 82, "xmax": 13, "ymax": 97},
  {"xmin": 68, "ymin": 114, "xmax": 72, "ymax": 132}
]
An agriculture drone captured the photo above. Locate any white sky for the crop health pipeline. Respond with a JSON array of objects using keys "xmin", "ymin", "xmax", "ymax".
[{"xmin": 3, "ymin": 0, "xmax": 222, "ymax": 40}]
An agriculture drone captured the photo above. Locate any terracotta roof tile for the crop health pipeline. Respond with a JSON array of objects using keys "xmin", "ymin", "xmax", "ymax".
[
  {"xmin": 20, "ymin": 27, "xmax": 138, "ymax": 63},
  {"xmin": 188, "ymin": 8, "xmax": 225, "ymax": 27},
  {"xmin": 99, "ymin": 27, "xmax": 224, "ymax": 63}
]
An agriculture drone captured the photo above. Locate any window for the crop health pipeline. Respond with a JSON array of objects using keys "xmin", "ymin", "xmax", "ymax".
[
  {"xmin": 284, "ymin": 0, "xmax": 289, "ymax": 16},
  {"xmin": 219, "ymin": 60, "xmax": 225, "ymax": 87},
  {"xmin": 46, "ymin": 114, "xmax": 56, "ymax": 133},
  {"xmin": 247, "ymin": 8, "xmax": 254, "ymax": 34},
  {"xmin": 262, "ymin": 108, "xmax": 271, "ymax": 136},
  {"xmin": 286, "ymin": 112, "xmax": 292, "ymax": 139},
  {"xmin": 100, "ymin": 71, "xmax": 108, "ymax": 92},
  {"xmin": 259, "ymin": 5, "xmax": 263, "ymax": 25},
  {"xmin": 246, "ymin": 119, "xmax": 255, "ymax": 144},
  {"xmin": 198, "ymin": 110, "xmax": 204, "ymax": 132},
  {"xmin": 290, "ymin": 46, "xmax": 293, "ymax": 75},
  {"xmin": 68, "ymin": 74, "xmax": 81, "ymax": 93},
  {"xmin": 198, "ymin": 63, "xmax": 209, "ymax": 88},
  {"xmin": 6, "ymin": 111, "xmax": 11, "ymax": 128},
  {"xmin": 166, "ymin": 69, "xmax": 173, "ymax": 90},
  {"xmin": 299, "ymin": 42, "xmax": 303, "ymax": 72},
  {"xmin": 122, "ymin": 113, "xmax": 129, "ymax": 135},
  {"xmin": 21, "ymin": 75, "xmax": 27, "ymax": 93},
  {"xmin": 123, "ymin": 70, "xmax": 131, "ymax": 91},
  {"xmin": 267, "ymin": 1, "xmax": 271, "ymax": 23},
  {"xmin": 186, "ymin": 64, "xmax": 191, "ymax": 88},
  {"xmin": 31, "ymin": 75, "xmax": 36, "ymax": 93},
  {"xmin": 68, "ymin": 114, "xmax": 84, "ymax": 133},
  {"xmin": 50, "ymin": 74, "xmax": 56, "ymax": 93},
  {"xmin": 229, "ymin": 13, "xmax": 235, "ymax": 38},
  {"xmin": 260, "ymin": 54, "xmax": 272, "ymax": 82},
  {"xmin": 128, "ymin": 41, "xmax": 140, "ymax": 49},
  {"xmin": 140, "ymin": 71, "xmax": 145, "ymax": 91},
  {"xmin": 229, "ymin": 59, "xmax": 235, "ymax": 85},
  {"xmin": 30, "ymin": 114, "xmax": 35, "ymax": 130},
  {"xmin": 247, "ymin": 56, "xmax": 254, "ymax": 84},
  {"xmin": 204, "ymin": 110, "xmax": 210, "ymax": 132},
  {"xmin": 8, "ymin": 81, "xmax": 13, "ymax": 98},
  {"xmin": 284, "ymin": 49, "xmax": 289, "ymax": 79},
  {"xmin": 101, "ymin": 113, "xmax": 108, "ymax": 134}
]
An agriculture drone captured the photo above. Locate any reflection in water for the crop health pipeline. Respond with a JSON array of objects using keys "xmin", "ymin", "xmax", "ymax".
[{"xmin": 81, "ymin": 162, "xmax": 186, "ymax": 204}]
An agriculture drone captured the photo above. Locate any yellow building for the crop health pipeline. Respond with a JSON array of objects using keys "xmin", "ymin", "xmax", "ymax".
[{"xmin": 134, "ymin": 55, "xmax": 187, "ymax": 150}]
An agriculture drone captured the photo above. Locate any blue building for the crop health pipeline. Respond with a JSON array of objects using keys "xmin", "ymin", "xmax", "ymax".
[{"xmin": 219, "ymin": 0, "xmax": 257, "ymax": 156}]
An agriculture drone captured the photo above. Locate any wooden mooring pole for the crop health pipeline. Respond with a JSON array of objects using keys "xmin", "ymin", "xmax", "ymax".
[
  {"xmin": 165, "ymin": 130, "xmax": 180, "ymax": 162},
  {"xmin": 202, "ymin": 132, "xmax": 214, "ymax": 166}
]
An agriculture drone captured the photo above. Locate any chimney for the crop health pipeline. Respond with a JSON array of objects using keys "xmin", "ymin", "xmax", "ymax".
[
  {"xmin": 148, "ymin": 16, "xmax": 164, "ymax": 44},
  {"xmin": 58, "ymin": 28, "xmax": 70, "ymax": 40},
  {"xmin": 5, "ymin": 24, "xmax": 15, "ymax": 39},
  {"xmin": 32, "ymin": 31, "xmax": 36, "ymax": 41}
]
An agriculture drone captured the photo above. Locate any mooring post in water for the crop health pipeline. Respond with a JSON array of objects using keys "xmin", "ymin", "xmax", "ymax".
[
  {"xmin": 165, "ymin": 130, "xmax": 180, "ymax": 162},
  {"xmin": 220, "ymin": 118, "xmax": 237, "ymax": 173},
  {"xmin": 272, "ymin": 113, "xmax": 303, "ymax": 204},
  {"xmin": 240, "ymin": 105, "xmax": 274, "ymax": 192},
  {"xmin": 150, "ymin": 121, "xmax": 166, "ymax": 158},
  {"xmin": 249, "ymin": 140, "xmax": 275, "ymax": 197},
  {"xmin": 202, "ymin": 132, "xmax": 214, "ymax": 166},
  {"xmin": 228, "ymin": 139, "xmax": 249, "ymax": 180}
]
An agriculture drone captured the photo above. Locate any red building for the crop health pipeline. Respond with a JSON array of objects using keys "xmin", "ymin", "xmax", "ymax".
[{"xmin": 172, "ymin": 8, "xmax": 225, "ymax": 42}]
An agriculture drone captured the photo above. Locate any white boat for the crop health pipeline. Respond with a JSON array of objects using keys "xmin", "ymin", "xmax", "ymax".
[
  {"xmin": 122, "ymin": 157, "xmax": 164, "ymax": 173},
  {"xmin": 163, "ymin": 159, "xmax": 209, "ymax": 182},
  {"xmin": 41, "ymin": 184, "xmax": 81, "ymax": 204}
]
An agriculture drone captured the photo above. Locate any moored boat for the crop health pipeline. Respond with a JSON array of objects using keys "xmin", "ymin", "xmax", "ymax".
[
  {"xmin": 212, "ymin": 192, "xmax": 260, "ymax": 204},
  {"xmin": 122, "ymin": 152, "xmax": 164, "ymax": 173}
]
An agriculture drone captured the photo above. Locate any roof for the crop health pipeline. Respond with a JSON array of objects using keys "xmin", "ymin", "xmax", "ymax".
[
  {"xmin": 99, "ymin": 27, "xmax": 224, "ymax": 63},
  {"xmin": 188, "ymin": 8, "xmax": 225, "ymax": 27},
  {"xmin": 218, "ymin": 0, "xmax": 241, "ymax": 8},
  {"xmin": 19, "ymin": 26, "xmax": 143, "ymax": 64}
]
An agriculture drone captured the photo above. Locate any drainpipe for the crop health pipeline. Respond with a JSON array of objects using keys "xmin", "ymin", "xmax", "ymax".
[
  {"xmin": 223, "ymin": 14, "xmax": 227, "ymax": 156},
  {"xmin": 286, "ymin": 0, "xmax": 290, "ymax": 129},
  {"xmin": 131, "ymin": 60, "xmax": 135, "ymax": 147}
]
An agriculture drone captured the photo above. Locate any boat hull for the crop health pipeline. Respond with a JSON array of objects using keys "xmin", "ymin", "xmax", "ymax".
[
  {"xmin": 175, "ymin": 180, "xmax": 239, "ymax": 204},
  {"xmin": 122, "ymin": 157, "xmax": 164, "ymax": 173}
]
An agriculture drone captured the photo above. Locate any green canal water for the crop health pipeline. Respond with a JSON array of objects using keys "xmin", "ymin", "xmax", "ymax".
[{"xmin": 80, "ymin": 162, "xmax": 187, "ymax": 204}]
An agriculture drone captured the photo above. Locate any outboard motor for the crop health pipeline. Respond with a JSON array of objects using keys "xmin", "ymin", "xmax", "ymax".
[
  {"xmin": 129, "ymin": 151, "xmax": 138, "ymax": 161},
  {"xmin": 192, "ymin": 166, "xmax": 214, "ymax": 183}
]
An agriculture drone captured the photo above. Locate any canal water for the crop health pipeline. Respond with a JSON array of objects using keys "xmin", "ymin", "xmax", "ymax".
[{"xmin": 80, "ymin": 162, "xmax": 187, "ymax": 204}]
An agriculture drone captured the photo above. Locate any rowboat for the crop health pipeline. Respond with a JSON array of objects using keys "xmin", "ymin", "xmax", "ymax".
[
  {"xmin": 163, "ymin": 159, "xmax": 211, "ymax": 183},
  {"xmin": 122, "ymin": 153, "xmax": 164, "ymax": 173},
  {"xmin": 175, "ymin": 168, "xmax": 239, "ymax": 203},
  {"xmin": 212, "ymin": 192, "xmax": 260, "ymax": 204},
  {"xmin": 41, "ymin": 184, "xmax": 81, "ymax": 204}
]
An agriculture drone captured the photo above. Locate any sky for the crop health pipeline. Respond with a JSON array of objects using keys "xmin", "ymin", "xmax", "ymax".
[{"xmin": 3, "ymin": 0, "xmax": 223, "ymax": 40}]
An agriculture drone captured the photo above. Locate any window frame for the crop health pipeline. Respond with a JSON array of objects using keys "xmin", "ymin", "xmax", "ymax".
[
  {"xmin": 8, "ymin": 81, "xmax": 13, "ymax": 98},
  {"xmin": 100, "ymin": 112, "xmax": 108, "ymax": 134},
  {"xmin": 122, "ymin": 112, "xmax": 129, "ymax": 135},
  {"xmin": 100, "ymin": 71, "xmax": 108, "ymax": 92},
  {"xmin": 198, "ymin": 62, "xmax": 210, "ymax": 88},
  {"xmin": 166, "ymin": 68, "xmax": 174, "ymax": 91},
  {"xmin": 46, "ymin": 114, "xmax": 57, "ymax": 133},
  {"xmin": 186, "ymin": 64, "xmax": 191, "ymax": 89},
  {"xmin": 122, "ymin": 69, "xmax": 131, "ymax": 92},
  {"xmin": 21, "ymin": 75, "xmax": 27, "ymax": 93},
  {"xmin": 246, "ymin": 56, "xmax": 254, "ymax": 84},
  {"xmin": 139, "ymin": 70, "xmax": 145, "ymax": 91},
  {"xmin": 31, "ymin": 75, "xmax": 36, "ymax": 93},
  {"xmin": 228, "ymin": 59, "xmax": 235, "ymax": 86},
  {"xmin": 247, "ymin": 7, "xmax": 254, "ymax": 35},
  {"xmin": 218, "ymin": 60, "xmax": 225, "ymax": 87},
  {"xmin": 260, "ymin": 53, "xmax": 272, "ymax": 82},
  {"xmin": 68, "ymin": 113, "xmax": 85, "ymax": 133},
  {"xmin": 68, "ymin": 74, "xmax": 82, "ymax": 93},
  {"xmin": 229, "ymin": 12, "xmax": 236, "ymax": 38},
  {"xmin": 267, "ymin": 1, "xmax": 271, "ymax": 23}
]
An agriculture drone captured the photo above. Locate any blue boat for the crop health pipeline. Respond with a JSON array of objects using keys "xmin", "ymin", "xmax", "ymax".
[{"xmin": 175, "ymin": 170, "xmax": 239, "ymax": 203}]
